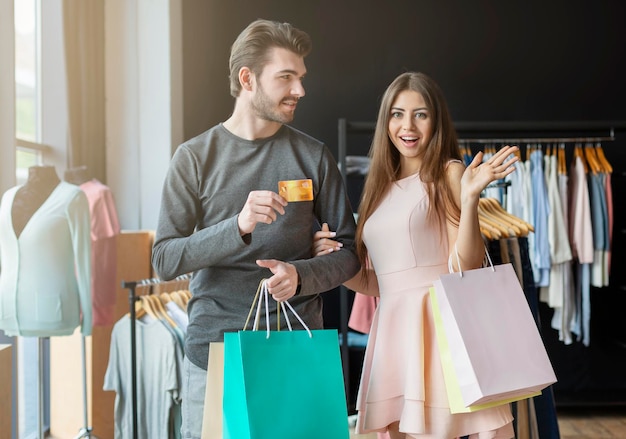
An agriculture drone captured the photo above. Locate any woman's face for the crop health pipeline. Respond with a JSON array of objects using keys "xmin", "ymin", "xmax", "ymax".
[{"xmin": 387, "ymin": 89, "xmax": 433, "ymax": 175}]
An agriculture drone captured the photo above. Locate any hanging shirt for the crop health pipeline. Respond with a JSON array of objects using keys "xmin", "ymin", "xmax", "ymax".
[
  {"xmin": 551, "ymin": 160, "xmax": 576, "ymax": 345},
  {"xmin": 530, "ymin": 148, "xmax": 551, "ymax": 287},
  {"xmin": 540, "ymin": 153, "xmax": 572, "ymax": 308},
  {"xmin": 588, "ymin": 173, "xmax": 608, "ymax": 288},
  {"xmin": 104, "ymin": 314, "xmax": 184, "ymax": 439},
  {"xmin": 0, "ymin": 182, "xmax": 92, "ymax": 336},
  {"xmin": 505, "ymin": 154, "xmax": 527, "ymax": 222},
  {"xmin": 79, "ymin": 179, "xmax": 121, "ymax": 326},
  {"xmin": 569, "ymin": 155, "xmax": 594, "ymax": 346},
  {"xmin": 604, "ymin": 173, "xmax": 613, "ymax": 282}
]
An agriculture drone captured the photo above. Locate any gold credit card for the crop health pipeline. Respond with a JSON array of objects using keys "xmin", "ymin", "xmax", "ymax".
[{"xmin": 278, "ymin": 179, "xmax": 314, "ymax": 202}]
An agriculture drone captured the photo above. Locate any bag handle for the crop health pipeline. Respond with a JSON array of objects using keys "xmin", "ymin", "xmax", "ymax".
[
  {"xmin": 243, "ymin": 279, "xmax": 266, "ymax": 331},
  {"xmin": 242, "ymin": 279, "xmax": 285, "ymax": 332},
  {"xmin": 243, "ymin": 279, "xmax": 312, "ymax": 339},
  {"xmin": 448, "ymin": 242, "xmax": 495, "ymax": 277}
]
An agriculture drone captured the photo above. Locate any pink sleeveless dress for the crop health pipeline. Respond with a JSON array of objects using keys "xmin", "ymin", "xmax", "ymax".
[{"xmin": 354, "ymin": 171, "xmax": 514, "ymax": 438}]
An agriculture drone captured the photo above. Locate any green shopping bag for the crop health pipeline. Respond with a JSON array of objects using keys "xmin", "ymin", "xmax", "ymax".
[{"xmin": 223, "ymin": 280, "xmax": 350, "ymax": 439}]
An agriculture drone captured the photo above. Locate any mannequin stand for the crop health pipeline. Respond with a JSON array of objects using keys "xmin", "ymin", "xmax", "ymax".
[
  {"xmin": 37, "ymin": 338, "xmax": 44, "ymax": 439},
  {"xmin": 73, "ymin": 335, "xmax": 99, "ymax": 439}
]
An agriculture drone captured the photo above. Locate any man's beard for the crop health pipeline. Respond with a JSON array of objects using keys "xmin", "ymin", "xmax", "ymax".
[{"xmin": 251, "ymin": 83, "xmax": 296, "ymax": 124}]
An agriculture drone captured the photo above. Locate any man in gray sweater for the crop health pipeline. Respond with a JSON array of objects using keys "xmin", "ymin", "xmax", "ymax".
[{"xmin": 151, "ymin": 18, "xmax": 360, "ymax": 438}]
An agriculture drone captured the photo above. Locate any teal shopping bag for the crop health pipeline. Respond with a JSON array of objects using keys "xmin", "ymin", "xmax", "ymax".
[{"xmin": 223, "ymin": 281, "xmax": 350, "ymax": 439}]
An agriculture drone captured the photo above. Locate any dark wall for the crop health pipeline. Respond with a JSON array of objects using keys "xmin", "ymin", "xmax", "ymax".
[
  {"xmin": 182, "ymin": 0, "xmax": 626, "ymax": 153},
  {"xmin": 182, "ymin": 0, "xmax": 626, "ymax": 406}
]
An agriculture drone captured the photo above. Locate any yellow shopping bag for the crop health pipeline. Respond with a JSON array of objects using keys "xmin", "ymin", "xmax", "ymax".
[{"xmin": 430, "ymin": 287, "xmax": 541, "ymax": 413}]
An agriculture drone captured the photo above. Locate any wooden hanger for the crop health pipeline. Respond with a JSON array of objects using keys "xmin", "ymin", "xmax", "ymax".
[
  {"xmin": 478, "ymin": 201, "xmax": 510, "ymax": 239},
  {"xmin": 135, "ymin": 295, "xmax": 159, "ymax": 321},
  {"xmin": 479, "ymin": 200, "xmax": 518, "ymax": 237},
  {"xmin": 479, "ymin": 198, "xmax": 534, "ymax": 237},
  {"xmin": 584, "ymin": 143, "xmax": 602, "ymax": 174},
  {"xmin": 486, "ymin": 198, "xmax": 525, "ymax": 236},
  {"xmin": 168, "ymin": 290, "xmax": 188, "ymax": 311},
  {"xmin": 478, "ymin": 220, "xmax": 500, "ymax": 241},
  {"xmin": 574, "ymin": 144, "xmax": 588, "ymax": 173},
  {"xmin": 595, "ymin": 142, "xmax": 613, "ymax": 173},
  {"xmin": 488, "ymin": 197, "xmax": 534, "ymax": 234},
  {"xmin": 558, "ymin": 144, "xmax": 567, "ymax": 175},
  {"xmin": 147, "ymin": 294, "xmax": 178, "ymax": 329}
]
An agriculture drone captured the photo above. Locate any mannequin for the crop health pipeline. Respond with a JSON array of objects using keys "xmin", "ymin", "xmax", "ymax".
[
  {"xmin": 12, "ymin": 165, "xmax": 61, "ymax": 238},
  {"xmin": 64, "ymin": 166, "xmax": 91, "ymax": 186},
  {"xmin": 1, "ymin": 164, "xmax": 89, "ymax": 439},
  {"xmin": 0, "ymin": 165, "xmax": 92, "ymax": 337}
]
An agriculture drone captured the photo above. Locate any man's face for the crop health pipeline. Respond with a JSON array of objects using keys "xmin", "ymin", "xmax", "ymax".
[{"xmin": 251, "ymin": 47, "xmax": 306, "ymax": 124}]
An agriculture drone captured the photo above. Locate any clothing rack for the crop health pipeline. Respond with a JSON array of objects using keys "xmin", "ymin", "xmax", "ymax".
[
  {"xmin": 120, "ymin": 274, "xmax": 191, "ymax": 439},
  {"xmin": 337, "ymin": 119, "xmax": 626, "ymax": 179},
  {"xmin": 336, "ymin": 117, "xmax": 626, "ymax": 411}
]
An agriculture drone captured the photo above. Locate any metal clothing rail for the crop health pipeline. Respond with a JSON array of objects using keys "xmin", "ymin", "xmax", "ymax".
[
  {"xmin": 453, "ymin": 120, "xmax": 626, "ymax": 134},
  {"xmin": 459, "ymin": 135, "xmax": 615, "ymax": 145},
  {"xmin": 453, "ymin": 121, "xmax": 623, "ymax": 145},
  {"xmin": 120, "ymin": 273, "xmax": 191, "ymax": 439}
]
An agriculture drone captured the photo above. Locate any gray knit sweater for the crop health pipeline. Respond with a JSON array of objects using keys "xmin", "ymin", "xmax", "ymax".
[{"xmin": 152, "ymin": 123, "xmax": 360, "ymax": 369}]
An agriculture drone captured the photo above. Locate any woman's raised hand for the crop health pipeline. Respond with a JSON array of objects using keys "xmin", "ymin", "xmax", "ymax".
[{"xmin": 461, "ymin": 145, "xmax": 519, "ymax": 200}]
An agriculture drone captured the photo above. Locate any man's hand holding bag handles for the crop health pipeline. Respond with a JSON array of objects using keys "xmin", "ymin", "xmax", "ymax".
[{"xmin": 222, "ymin": 279, "xmax": 350, "ymax": 439}]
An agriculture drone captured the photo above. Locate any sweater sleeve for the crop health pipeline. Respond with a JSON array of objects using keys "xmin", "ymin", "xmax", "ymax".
[
  {"xmin": 68, "ymin": 189, "xmax": 93, "ymax": 335},
  {"xmin": 151, "ymin": 144, "xmax": 250, "ymax": 280},
  {"xmin": 290, "ymin": 146, "xmax": 360, "ymax": 294}
]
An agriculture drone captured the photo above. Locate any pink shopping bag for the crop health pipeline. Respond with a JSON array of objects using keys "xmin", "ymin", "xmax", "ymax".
[{"xmin": 432, "ymin": 257, "xmax": 557, "ymax": 408}]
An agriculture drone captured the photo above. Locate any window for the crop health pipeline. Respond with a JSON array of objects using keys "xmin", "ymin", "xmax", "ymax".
[{"xmin": 15, "ymin": 0, "xmax": 42, "ymax": 184}]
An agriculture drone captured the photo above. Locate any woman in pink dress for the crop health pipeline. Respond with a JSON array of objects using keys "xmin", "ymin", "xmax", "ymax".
[{"xmin": 315, "ymin": 72, "xmax": 518, "ymax": 438}]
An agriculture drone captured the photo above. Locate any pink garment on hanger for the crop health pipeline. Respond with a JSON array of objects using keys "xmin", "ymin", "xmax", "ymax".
[
  {"xmin": 348, "ymin": 293, "xmax": 379, "ymax": 334},
  {"xmin": 80, "ymin": 179, "xmax": 121, "ymax": 326},
  {"xmin": 605, "ymin": 173, "xmax": 613, "ymax": 275}
]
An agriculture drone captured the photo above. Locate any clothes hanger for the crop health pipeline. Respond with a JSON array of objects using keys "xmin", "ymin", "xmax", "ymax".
[
  {"xmin": 137, "ymin": 295, "xmax": 160, "ymax": 321},
  {"xmin": 574, "ymin": 143, "xmax": 588, "ymax": 173},
  {"xmin": 489, "ymin": 197, "xmax": 534, "ymax": 233},
  {"xmin": 584, "ymin": 143, "xmax": 602, "ymax": 174},
  {"xmin": 478, "ymin": 198, "xmax": 522, "ymax": 238},
  {"xmin": 478, "ymin": 220, "xmax": 499, "ymax": 241},
  {"xmin": 477, "ymin": 202, "xmax": 509, "ymax": 239},
  {"xmin": 133, "ymin": 300, "xmax": 146, "ymax": 320},
  {"xmin": 480, "ymin": 197, "xmax": 534, "ymax": 236},
  {"xmin": 558, "ymin": 143, "xmax": 567, "ymax": 175},
  {"xmin": 477, "ymin": 217, "xmax": 495, "ymax": 240},
  {"xmin": 595, "ymin": 142, "xmax": 613, "ymax": 173},
  {"xmin": 148, "ymin": 294, "xmax": 179, "ymax": 329},
  {"xmin": 525, "ymin": 144, "xmax": 533, "ymax": 161},
  {"xmin": 169, "ymin": 291, "xmax": 188, "ymax": 311},
  {"xmin": 489, "ymin": 199, "xmax": 525, "ymax": 236}
]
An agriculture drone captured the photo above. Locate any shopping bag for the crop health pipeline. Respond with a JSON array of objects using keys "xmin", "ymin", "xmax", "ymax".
[
  {"xmin": 223, "ymin": 280, "xmax": 350, "ymax": 439},
  {"xmin": 430, "ymin": 287, "xmax": 540, "ymax": 413},
  {"xmin": 201, "ymin": 342, "xmax": 224, "ymax": 439},
  {"xmin": 431, "ymin": 246, "xmax": 556, "ymax": 409}
]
